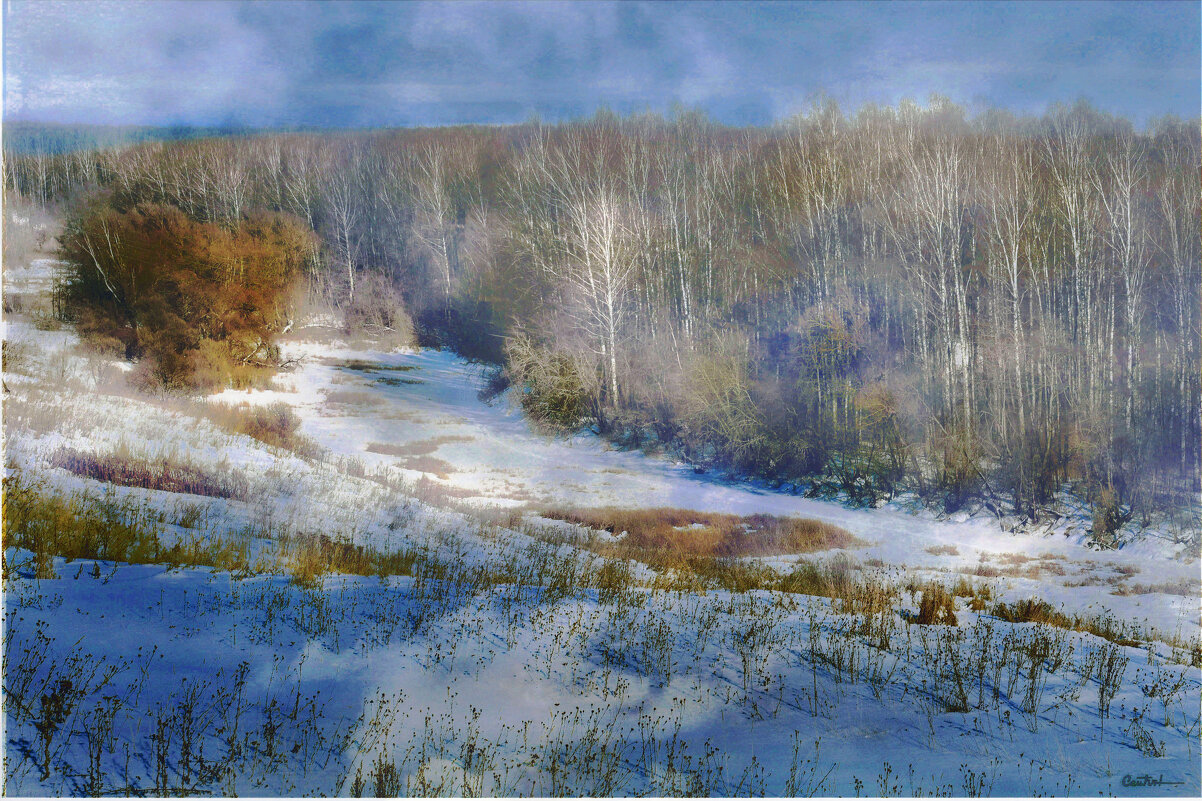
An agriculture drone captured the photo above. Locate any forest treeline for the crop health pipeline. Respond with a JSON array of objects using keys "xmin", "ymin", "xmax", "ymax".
[{"xmin": 6, "ymin": 99, "xmax": 1199, "ymax": 535}]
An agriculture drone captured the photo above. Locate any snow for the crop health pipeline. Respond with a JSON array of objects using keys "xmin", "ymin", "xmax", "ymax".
[
  {"xmin": 233, "ymin": 342, "xmax": 1200, "ymax": 640},
  {"xmin": 3, "ymin": 251, "xmax": 1200, "ymax": 796},
  {"xmin": 6, "ymin": 553, "xmax": 1200, "ymax": 796}
]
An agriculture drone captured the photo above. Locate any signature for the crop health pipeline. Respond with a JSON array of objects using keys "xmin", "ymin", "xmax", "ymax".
[{"xmin": 1121, "ymin": 774, "xmax": 1185, "ymax": 788}]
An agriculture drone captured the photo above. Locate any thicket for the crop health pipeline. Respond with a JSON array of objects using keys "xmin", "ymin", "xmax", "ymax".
[
  {"xmin": 7, "ymin": 99, "xmax": 1199, "ymax": 532},
  {"xmin": 55, "ymin": 198, "xmax": 315, "ymax": 391}
]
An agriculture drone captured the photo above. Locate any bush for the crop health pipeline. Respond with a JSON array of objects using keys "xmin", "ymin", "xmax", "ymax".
[
  {"xmin": 344, "ymin": 273, "xmax": 415, "ymax": 348},
  {"xmin": 677, "ymin": 333, "xmax": 766, "ymax": 469},
  {"xmin": 415, "ymin": 298, "xmax": 505, "ymax": 363},
  {"xmin": 57, "ymin": 200, "xmax": 315, "ymax": 392},
  {"xmin": 1089, "ymin": 487, "xmax": 1131, "ymax": 548},
  {"xmin": 505, "ymin": 333, "xmax": 594, "ymax": 432},
  {"xmin": 185, "ymin": 340, "xmax": 269, "ymax": 392},
  {"xmin": 928, "ymin": 419, "xmax": 984, "ymax": 512}
]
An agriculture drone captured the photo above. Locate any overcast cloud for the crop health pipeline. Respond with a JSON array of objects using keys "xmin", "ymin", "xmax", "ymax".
[{"xmin": 4, "ymin": 0, "xmax": 1198, "ymax": 127}]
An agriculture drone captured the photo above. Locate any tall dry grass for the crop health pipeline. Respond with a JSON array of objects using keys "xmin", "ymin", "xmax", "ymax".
[
  {"xmin": 2, "ymin": 468, "xmax": 257, "ymax": 577},
  {"xmin": 200, "ymin": 401, "xmax": 322, "ymax": 459},
  {"xmin": 541, "ymin": 506, "xmax": 859, "ymax": 558},
  {"xmin": 50, "ymin": 447, "xmax": 250, "ymax": 500}
]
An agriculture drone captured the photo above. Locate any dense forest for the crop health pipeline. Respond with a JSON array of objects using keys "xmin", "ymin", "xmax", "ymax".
[{"xmin": 6, "ymin": 99, "xmax": 1199, "ymax": 536}]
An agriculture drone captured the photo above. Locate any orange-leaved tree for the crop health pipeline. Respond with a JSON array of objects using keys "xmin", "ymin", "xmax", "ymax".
[{"xmin": 58, "ymin": 200, "xmax": 315, "ymax": 390}]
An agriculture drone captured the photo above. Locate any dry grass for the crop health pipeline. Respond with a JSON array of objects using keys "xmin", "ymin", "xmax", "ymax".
[
  {"xmin": 1113, "ymin": 579, "xmax": 1198, "ymax": 598},
  {"xmin": 365, "ymin": 435, "xmax": 473, "ymax": 459},
  {"xmin": 50, "ymin": 448, "xmax": 249, "ymax": 500},
  {"xmin": 276, "ymin": 532, "xmax": 422, "ymax": 588},
  {"xmin": 967, "ymin": 551, "xmax": 1070, "ymax": 580},
  {"xmin": 951, "ymin": 576, "xmax": 993, "ymax": 611},
  {"xmin": 925, "ymin": 544, "xmax": 959, "ymax": 556},
  {"xmin": 1, "ymin": 469, "xmax": 426, "ymax": 588},
  {"xmin": 1040, "ymin": 560, "xmax": 1068, "ymax": 576},
  {"xmin": 963, "ymin": 560, "xmax": 1044, "ymax": 580},
  {"xmin": 2, "ymin": 469, "xmax": 258, "ymax": 577},
  {"xmin": 202, "ymin": 401, "xmax": 321, "ymax": 459},
  {"xmin": 533, "ymin": 513, "xmax": 886, "ymax": 603},
  {"xmin": 335, "ymin": 359, "xmax": 419, "ymax": 373},
  {"xmin": 324, "ymin": 389, "xmax": 379, "ymax": 406},
  {"xmin": 534, "ymin": 507, "xmax": 861, "ymax": 596},
  {"xmin": 990, "ymin": 598, "xmax": 1142, "ymax": 647},
  {"xmin": 541, "ymin": 506, "xmax": 859, "ymax": 559},
  {"xmin": 411, "ymin": 476, "xmax": 486, "ymax": 505},
  {"xmin": 396, "ymin": 455, "xmax": 457, "ymax": 479},
  {"xmin": 909, "ymin": 579, "xmax": 957, "ymax": 626}
]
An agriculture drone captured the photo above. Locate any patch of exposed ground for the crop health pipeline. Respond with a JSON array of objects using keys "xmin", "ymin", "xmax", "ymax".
[{"xmin": 365, "ymin": 436, "xmax": 474, "ymax": 458}]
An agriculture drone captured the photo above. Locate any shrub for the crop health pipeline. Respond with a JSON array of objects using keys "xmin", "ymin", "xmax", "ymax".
[
  {"xmin": 344, "ymin": 272, "xmax": 416, "ymax": 348},
  {"xmin": 186, "ymin": 340, "xmax": 274, "ymax": 392},
  {"xmin": 1000, "ymin": 422, "xmax": 1072, "ymax": 518},
  {"xmin": 232, "ymin": 403, "xmax": 304, "ymax": 451},
  {"xmin": 476, "ymin": 366, "xmax": 510, "ymax": 403},
  {"xmin": 927, "ymin": 419, "xmax": 984, "ymax": 512},
  {"xmin": 57, "ymin": 200, "xmax": 316, "ymax": 391},
  {"xmin": 677, "ymin": 333, "xmax": 767, "ymax": 469},
  {"xmin": 196, "ymin": 401, "xmax": 321, "ymax": 459},
  {"xmin": 2, "ymin": 339, "xmax": 31, "ymax": 375},
  {"xmin": 1089, "ymin": 487, "xmax": 1131, "ymax": 548},
  {"xmin": 416, "ymin": 298, "xmax": 506, "ymax": 363},
  {"xmin": 505, "ymin": 333, "xmax": 594, "ymax": 432}
]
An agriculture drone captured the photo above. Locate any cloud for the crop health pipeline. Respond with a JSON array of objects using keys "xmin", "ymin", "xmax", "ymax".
[{"xmin": 4, "ymin": 0, "xmax": 1198, "ymax": 127}]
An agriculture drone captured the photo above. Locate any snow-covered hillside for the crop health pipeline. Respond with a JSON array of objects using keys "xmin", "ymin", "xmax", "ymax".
[{"xmin": 4, "ymin": 252, "xmax": 1200, "ymax": 796}]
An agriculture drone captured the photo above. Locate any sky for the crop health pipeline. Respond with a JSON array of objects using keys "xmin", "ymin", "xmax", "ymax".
[{"xmin": 3, "ymin": 0, "xmax": 1199, "ymax": 129}]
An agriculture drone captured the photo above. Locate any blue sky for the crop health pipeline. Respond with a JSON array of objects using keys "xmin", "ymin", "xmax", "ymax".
[{"xmin": 3, "ymin": 0, "xmax": 1198, "ymax": 128}]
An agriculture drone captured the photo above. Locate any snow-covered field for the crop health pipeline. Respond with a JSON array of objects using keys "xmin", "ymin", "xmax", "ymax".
[{"xmin": 4, "ymin": 251, "xmax": 1200, "ymax": 796}]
